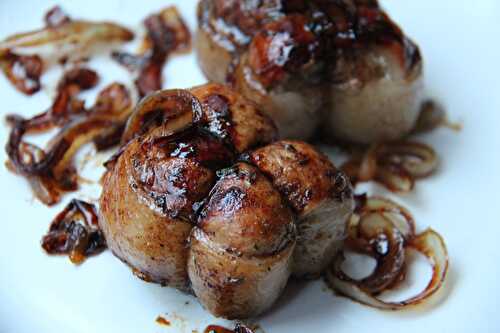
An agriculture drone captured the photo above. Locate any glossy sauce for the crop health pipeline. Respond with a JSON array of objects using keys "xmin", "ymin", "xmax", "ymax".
[{"xmin": 200, "ymin": 0, "xmax": 421, "ymax": 87}]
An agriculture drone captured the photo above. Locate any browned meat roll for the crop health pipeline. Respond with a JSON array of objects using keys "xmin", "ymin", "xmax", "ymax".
[
  {"xmin": 196, "ymin": 0, "xmax": 423, "ymax": 143},
  {"xmin": 99, "ymin": 83, "xmax": 354, "ymax": 318},
  {"xmin": 248, "ymin": 140, "xmax": 354, "ymax": 278},
  {"xmin": 188, "ymin": 162, "xmax": 296, "ymax": 318}
]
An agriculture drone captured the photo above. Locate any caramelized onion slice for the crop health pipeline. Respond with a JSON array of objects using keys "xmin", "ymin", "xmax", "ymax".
[
  {"xmin": 346, "ymin": 212, "xmax": 406, "ymax": 294},
  {"xmin": 0, "ymin": 19, "xmax": 133, "ymax": 53},
  {"xmin": 413, "ymin": 100, "xmax": 462, "ymax": 133},
  {"xmin": 0, "ymin": 51, "xmax": 43, "ymax": 95},
  {"xmin": 44, "ymin": 83, "xmax": 133, "ymax": 177},
  {"xmin": 6, "ymin": 83, "xmax": 132, "ymax": 205},
  {"xmin": 5, "ymin": 67, "xmax": 99, "ymax": 134},
  {"xmin": 113, "ymin": 6, "xmax": 191, "ymax": 97},
  {"xmin": 375, "ymin": 164, "xmax": 414, "ymax": 192},
  {"xmin": 41, "ymin": 199, "xmax": 106, "ymax": 264},
  {"xmin": 6, "ymin": 82, "xmax": 129, "ymax": 177},
  {"xmin": 377, "ymin": 142, "xmax": 438, "ymax": 178},
  {"xmin": 121, "ymin": 89, "xmax": 201, "ymax": 144},
  {"xmin": 5, "ymin": 142, "xmax": 63, "ymax": 205},
  {"xmin": 341, "ymin": 141, "xmax": 438, "ymax": 192},
  {"xmin": 326, "ymin": 229, "xmax": 448, "ymax": 310},
  {"xmin": 48, "ymin": 117, "xmax": 117, "ymax": 177},
  {"xmin": 326, "ymin": 196, "xmax": 448, "ymax": 310},
  {"xmin": 360, "ymin": 197, "xmax": 416, "ymax": 239},
  {"xmin": 152, "ymin": 6, "xmax": 191, "ymax": 54}
]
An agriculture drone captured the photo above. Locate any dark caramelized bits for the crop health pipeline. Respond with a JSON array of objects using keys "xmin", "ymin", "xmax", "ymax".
[
  {"xmin": 112, "ymin": 6, "xmax": 191, "ymax": 97},
  {"xmin": 42, "ymin": 199, "xmax": 106, "ymax": 264},
  {"xmin": 0, "ymin": 51, "xmax": 44, "ymax": 95},
  {"xmin": 57, "ymin": 67, "xmax": 99, "ymax": 91}
]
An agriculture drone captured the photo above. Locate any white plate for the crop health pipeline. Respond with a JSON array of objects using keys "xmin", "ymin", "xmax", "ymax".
[{"xmin": 1, "ymin": 1, "xmax": 499, "ymax": 332}]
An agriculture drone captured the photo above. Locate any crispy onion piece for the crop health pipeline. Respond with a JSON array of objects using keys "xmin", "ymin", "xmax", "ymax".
[
  {"xmin": 121, "ymin": 89, "xmax": 201, "ymax": 144},
  {"xmin": 325, "ymin": 197, "xmax": 449, "ymax": 310},
  {"xmin": 41, "ymin": 199, "xmax": 106, "ymax": 264},
  {"xmin": 5, "ymin": 82, "xmax": 132, "ymax": 205},
  {"xmin": 112, "ymin": 6, "xmax": 191, "ymax": 97},
  {"xmin": 0, "ymin": 51, "xmax": 43, "ymax": 95},
  {"xmin": 342, "ymin": 141, "xmax": 438, "ymax": 192}
]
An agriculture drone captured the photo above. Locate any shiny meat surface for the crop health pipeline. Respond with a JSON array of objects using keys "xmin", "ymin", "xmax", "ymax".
[
  {"xmin": 249, "ymin": 140, "xmax": 354, "ymax": 277},
  {"xmin": 196, "ymin": 0, "xmax": 423, "ymax": 143},
  {"xmin": 99, "ymin": 83, "xmax": 354, "ymax": 318}
]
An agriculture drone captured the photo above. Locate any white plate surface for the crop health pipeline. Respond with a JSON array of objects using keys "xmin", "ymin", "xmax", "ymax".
[{"xmin": 1, "ymin": 1, "xmax": 499, "ymax": 332}]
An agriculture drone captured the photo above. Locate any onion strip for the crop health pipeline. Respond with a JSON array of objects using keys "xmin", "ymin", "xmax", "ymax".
[
  {"xmin": 0, "ymin": 20, "xmax": 133, "ymax": 55},
  {"xmin": 5, "ymin": 82, "xmax": 132, "ymax": 205}
]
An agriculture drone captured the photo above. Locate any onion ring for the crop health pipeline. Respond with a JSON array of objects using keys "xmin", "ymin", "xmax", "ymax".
[{"xmin": 325, "ymin": 197, "xmax": 449, "ymax": 310}]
